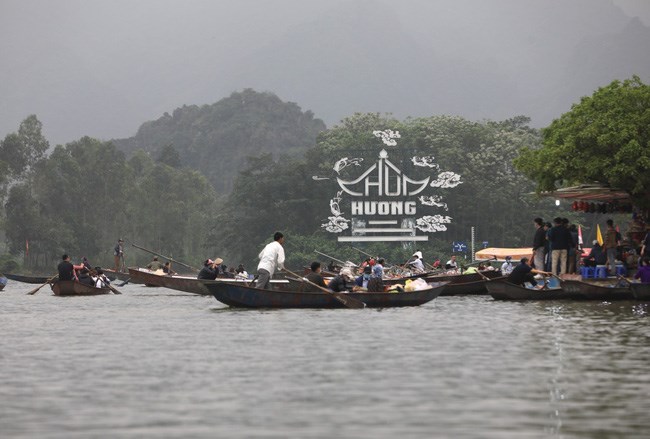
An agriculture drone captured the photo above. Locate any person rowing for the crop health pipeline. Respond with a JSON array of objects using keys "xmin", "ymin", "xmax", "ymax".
[{"xmin": 507, "ymin": 257, "xmax": 552, "ymax": 290}]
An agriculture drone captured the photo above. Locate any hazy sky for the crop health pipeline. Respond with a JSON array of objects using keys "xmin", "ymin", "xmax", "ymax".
[{"xmin": 1, "ymin": 0, "xmax": 649, "ymax": 145}]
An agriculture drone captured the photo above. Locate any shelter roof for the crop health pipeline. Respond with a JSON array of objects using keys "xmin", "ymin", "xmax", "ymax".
[{"xmin": 537, "ymin": 184, "xmax": 630, "ymax": 203}]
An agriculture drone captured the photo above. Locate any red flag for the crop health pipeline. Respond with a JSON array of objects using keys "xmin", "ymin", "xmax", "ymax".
[{"xmin": 25, "ymin": 239, "xmax": 29, "ymax": 256}]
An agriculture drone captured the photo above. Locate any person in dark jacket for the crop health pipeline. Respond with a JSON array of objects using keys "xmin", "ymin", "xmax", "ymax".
[
  {"xmin": 547, "ymin": 217, "xmax": 574, "ymax": 275},
  {"xmin": 77, "ymin": 268, "xmax": 95, "ymax": 286},
  {"xmin": 197, "ymin": 258, "xmax": 223, "ymax": 280},
  {"xmin": 306, "ymin": 261, "xmax": 328, "ymax": 289},
  {"xmin": 583, "ymin": 240, "xmax": 607, "ymax": 267},
  {"xmin": 328, "ymin": 267, "xmax": 355, "ymax": 292},
  {"xmin": 508, "ymin": 257, "xmax": 552, "ymax": 289},
  {"xmin": 532, "ymin": 217, "xmax": 546, "ymax": 270}
]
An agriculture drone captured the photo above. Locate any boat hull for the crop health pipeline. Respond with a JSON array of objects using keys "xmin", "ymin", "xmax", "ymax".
[
  {"xmin": 4, "ymin": 273, "xmax": 51, "ymax": 284},
  {"xmin": 51, "ymin": 280, "xmax": 111, "ymax": 296},
  {"xmin": 127, "ymin": 267, "xmax": 291, "ymax": 295},
  {"xmin": 487, "ymin": 279, "xmax": 578, "ymax": 300},
  {"xmin": 630, "ymin": 283, "xmax": 650, "ymax": 300},
  {"xmin": 207, "ymin": 281, "xmax": 448, "ymax": 308},
  {"xmin": 128, "ymin": 268, "xmax": 210, "ymax": 294},
  {"xmin": 561, "ymin": 279, "xmax": 634, "ymax": 300},
  {"xmin": 103, "ymin": 268, "xmax": 145, "ymax": 284}
]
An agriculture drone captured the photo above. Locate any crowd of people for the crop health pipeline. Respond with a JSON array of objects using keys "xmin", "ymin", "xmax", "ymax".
[
  {"xmin": 53, "ymin": 222, "xmax": 650, "ymax": 294},
  {"xmin": 532, "ymin": 216, "xmax": 649, "ymax": 278}
]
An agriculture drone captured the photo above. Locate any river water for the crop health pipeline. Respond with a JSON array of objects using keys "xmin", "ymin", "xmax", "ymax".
[{"xmin": 1, "ymin": 281, "xmax": 649, "ymax": 438}]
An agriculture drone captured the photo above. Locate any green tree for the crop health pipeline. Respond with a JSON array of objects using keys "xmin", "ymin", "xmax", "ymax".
[
  {"xmin": 215, "ymin": 113, "xmax": 558, "ymax": 269},
  {"xmin": 0, "ymin": 115, "xmax": 49, "ymax": 178},
  {"xmin": 514, "ymin": 76, "xmax": 650, "ymax": 210}
]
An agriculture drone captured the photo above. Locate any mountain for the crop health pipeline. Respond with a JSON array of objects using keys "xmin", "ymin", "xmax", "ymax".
[{"xmin": 111, "ymin": 89, "xmax": 326, "ymax": 193}]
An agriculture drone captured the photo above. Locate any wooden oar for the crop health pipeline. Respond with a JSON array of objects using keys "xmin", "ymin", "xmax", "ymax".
[
  {"xmin": 118, "ymin": 278, "xmax": 131, "ymax": 287},
  {"xmin": 26, "ymin": 275, "xmax": 58, "ymax": 295},
  {"xmin": 131, "ymin": 243, "xmax": 200, "ymax": 272},
  {"xmin": 314, "ymin": 250, "xmax": 358, "ymax": 268},
  {"xmin": 467, "ymin": 256, "xmax": 498, "ymax": 267},
  {"xmin": 282, "ymin": 268, "xmax": 366, "ymax": 309},
  {"xmin": 105, "ymin": 281, "xmax": 122, "ymax": 294},
  {"xmin": 616, "ymin": 274, "xmax": 632, "ymax": 286}
]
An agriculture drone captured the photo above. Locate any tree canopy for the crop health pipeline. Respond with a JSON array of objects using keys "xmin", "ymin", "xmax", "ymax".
[
  {"xmin": 514, "ymin": 76, "xmax": 650, "ymax": 209},
  {"xmin": 1, "ymin": 122, "xmax": 220, "ymax": 271}
]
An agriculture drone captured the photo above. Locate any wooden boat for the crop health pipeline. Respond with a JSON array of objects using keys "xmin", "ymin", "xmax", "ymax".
[
  {"xmin": 207, "ymin": 281, "xmax": 449, "ymax": 308},
  {"xmin": 127, "ymin": 267, "xmax": 291, "ymax": 295},
  {"xmin": 103, "ymin": 268, "xmax": 145, "ymax": 284},
  {"xmin": 487, "ymin": 279, "xmax": 580, "ymax": 300},
  {"xmin": 128, "ymin": 268, "xmax": 207, "ymax": 294},
  {"xmin": 0, "ymin": 276, "xmax": 7, "ymax": 291},
  {"xmin": 560, "ymin": 279, "xmax": 635, "ymax": 300},
  {"xmin": 4, "ymin": 273, "xmax": 51, "ymax": 284},
  {"xmin": 426, "ymin": 270, "xmax": 502, "ymax": 295},
  {"xmin": 51, "ymin": 280, "xmax": 111, "ymax": 296},
  {"xmin": 440, "ymin": 275, "xmax": 506, "ymax": 296},
  {"xmin": 630, "ymin": 283, "xmax": 650, "ymax": 300}
]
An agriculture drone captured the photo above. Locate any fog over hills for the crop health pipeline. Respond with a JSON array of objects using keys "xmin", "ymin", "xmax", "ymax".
[{"xmin": 1, "ymin": 0, "xmax": 649, "ymax": 145}]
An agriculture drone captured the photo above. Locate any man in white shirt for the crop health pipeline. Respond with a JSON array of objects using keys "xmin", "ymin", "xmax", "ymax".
[
  {"xmin": 409, "ymin": 251, "xmax": 425, "ymax": 272},
  {"xmin": 445, "ymin": 255, "xmax": 458, "ymax": 270},
  {"xmin": 256, "ymin": 232, "xmax": 285, "ymax": 289},
  {"xmin": 500, "ymin": 256, "xmax": 514, "ymax": 275}
]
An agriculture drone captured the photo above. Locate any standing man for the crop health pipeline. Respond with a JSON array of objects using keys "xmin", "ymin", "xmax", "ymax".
[
  {"xmin": 256, "ymin": 232, "xmax": 285, "ymax": 289},
  {"xmin": 113, "ymin": 238, "xmax": 124, "ymax": 272},
  {"xmin": 547, "ymin": 217, "xmax": 573, "ymax": 275},
  {"xmin": 532, "ymin": 217, "xmax": 546, "ymax": 270},
  {"xmin": 602, "ymin": 219, "xmax": 620, "ymax": 276}
]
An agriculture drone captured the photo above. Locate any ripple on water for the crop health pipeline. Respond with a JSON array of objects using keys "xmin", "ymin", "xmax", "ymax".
[{"xmin": 1, "ymin": 283, "xmax": 649, "ymax": 438}]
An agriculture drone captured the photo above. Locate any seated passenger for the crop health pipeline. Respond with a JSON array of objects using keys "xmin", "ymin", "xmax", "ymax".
[
  {"xmin": 162, "ymin": 262, "xmax": 176, "ymax": 275},
  {"xmin": 583, "ymin": 240, "xmax": 606, "ymax": 267},
  {"xmin": 95, "ymin": 269, "xmax": 110, "ymax": 288},
  {"xmin": 306, "ymin": 261, "xmax": 328, "ymax": 289},
  {"xmin": 328, "ymin": 268, "xmax": 355, "ymax": 292},
  {"xmin": 508, "ymin": 257, "xmax": 552, "ymax": 289},
  {"xmin": 634, "ymin": 257, "xmax": 650, "ymax": 283},
  {"xmin": 197, "ymin": 258, "xmax": 223, "ymax": 280},
  {"xmin": 146, "ymin": 257, "xmax": 164, "ymax": 271},
  {"xmin": 355, "ymin": 266, "xmax": 373, "ymax": 289},
  {"xmin": 77, "ymin": 268, "xmax": 95, "ymax": 286}
]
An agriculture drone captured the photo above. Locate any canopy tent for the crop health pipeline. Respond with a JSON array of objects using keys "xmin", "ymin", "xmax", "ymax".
[{"xmin": 475, "ymin": 247, "xmax": 590, "ymax": 262}]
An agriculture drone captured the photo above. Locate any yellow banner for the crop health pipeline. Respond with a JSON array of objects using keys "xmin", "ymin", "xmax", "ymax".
[{"xmin": 596, "ymin": 224, "xmax": 604, "ymax": 246}]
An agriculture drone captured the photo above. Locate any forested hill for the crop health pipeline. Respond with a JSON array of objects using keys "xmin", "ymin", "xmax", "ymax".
[{"xmin": 112, "ymin": 89, "xmax": 326, "ymax": 193}]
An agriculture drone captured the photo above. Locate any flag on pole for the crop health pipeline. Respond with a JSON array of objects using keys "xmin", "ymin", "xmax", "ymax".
[
  {"xmin": 596, "ymin": 224, "xmax": 604, "ymax": 246},
  {"xmin": 578, "ymin": 225, "xmax": 584, "ymax": 246}
]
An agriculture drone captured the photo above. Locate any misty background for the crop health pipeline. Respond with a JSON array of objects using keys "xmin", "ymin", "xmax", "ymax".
[{"xmin": 2, "ymin": 0, "xmax": 649, "ymax": 146}]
